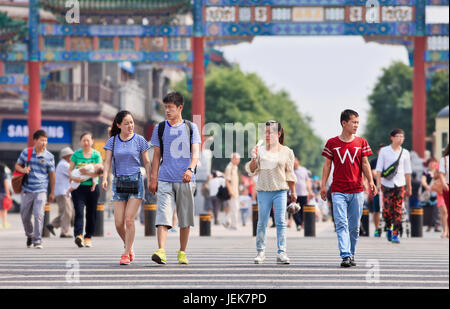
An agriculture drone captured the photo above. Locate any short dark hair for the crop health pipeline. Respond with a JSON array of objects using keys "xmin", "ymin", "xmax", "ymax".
[
  {"xmin": 80, "ymin": 132, "xmax": 93, "ymax": 140},
  {"xmin": 340, "ymin": 109, "xmax": 359, "ymax": 126},
  {"xmin": 33, "ymin": 129, "xmax": 47, "ymax": 140},
  {"xmin": 390, "ymin": 128, "xmax": 405, "ymax": 137},
  {"xmin": 163, "ymin": 92, "xmax": 184, "ymax": 107}
]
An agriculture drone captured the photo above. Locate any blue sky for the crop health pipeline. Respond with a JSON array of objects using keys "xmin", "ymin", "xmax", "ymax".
[
  {"xmin": 220, "ymin": 36, "xmax": 409, "ymax": 141},
  {"xmin": 219, "ymin": 6, "xmax": 448, "ymax": 141}
]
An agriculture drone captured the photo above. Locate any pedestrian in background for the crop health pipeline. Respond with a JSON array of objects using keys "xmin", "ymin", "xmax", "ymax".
[
  {"xmin": 46, "ymin": 147, "xmax": 74, "ymax": 238},
  {"xmin": 292, "ymin": 157, "xmax": 314, "ymax": 232},
  {"xmin": 103, "ymin": 110, "xmax": 151, "ymax": 265},
  {"xmin": 368, "ymin": 144, "xmax": 385, "ymax": 237},
  {"xmin": 376, "ymin": 128, "xmax": 412, "ymax": 244},
  {"xmin": 246, "ymin": 120, "xmax": 297, "ymax": 265},
  {"xmin": 69, "ymin": 132, "xmax": 103, "ymax": 248},
  {"xmin": 0, "ymin": 163, "xmax": 11, "ymax": 229},
  {"xmin": 209, "ymin": 170, "xmax": 225, "ymax": 225},
  {"xmin": 15, "ymin": 130, "xmax": 55, "ymax": 249},
  {"xmin": 439, "ymin": 144, "xmax": 449, "ymax": 233},
  {"xmin": 431, "ymin": 161, "xmax": 448, "ymax": 238},
  {"xmin": 225, "ymin": 153, "xmax": 241, "ymax": 230},
  {"xmin": 420, "ymin": 158, "xmax": 440, "ymax": 232},
  {"xmin": 239, "ymin": 186, "xmax": 252, "ymax": 226}
]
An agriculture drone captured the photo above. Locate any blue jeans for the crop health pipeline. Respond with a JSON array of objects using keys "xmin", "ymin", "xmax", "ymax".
[
  {"xmin": 332, "ymin": 192, "xmax": 364, "ymax": 259},
  {"xmin": 256, "ymin": 190, "xmax": 287, "ymax": 254}
]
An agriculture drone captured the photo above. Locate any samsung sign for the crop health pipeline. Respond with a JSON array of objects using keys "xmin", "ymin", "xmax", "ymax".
[{"xmin": 0, "ymin": 119, "xmax": 72, "ymax": 144}]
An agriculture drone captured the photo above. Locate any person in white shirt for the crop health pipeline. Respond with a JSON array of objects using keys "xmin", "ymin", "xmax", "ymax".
[
  {"xmin": 375, "ymin": 129, "xmax": 412, "ymax": 244},
  {"xmin": 209, "ymin": 170, "xmax": 226, "ymax": 225},
  {"xmin": 439, "ymin": 144, "xmax": 449, "ymax": 236},
  {"xmin": 46, "ymin": 147, "xmax": 74, "ymax": 238},
  {"xmin": 239, "ymin": 186, "xmax": 252, "ymax": 226}
]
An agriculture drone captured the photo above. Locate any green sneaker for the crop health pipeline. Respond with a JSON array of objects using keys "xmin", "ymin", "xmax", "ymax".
[
  {"xmin": 177, "ymin": 250, "xmax": 189, "ymax": 264},
  {"xmin": 151, "ymin": 249, "xmax": 167, "ymax": 264}
]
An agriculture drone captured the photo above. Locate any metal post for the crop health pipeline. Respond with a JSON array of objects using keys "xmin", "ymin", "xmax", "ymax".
[
  {"xmin": 199, "ymin": 213, "xmax": 211, "ymax": 236},
  {"xmin": 303, "ymin": 205, "xmax": 316, "ymax": 237},
  {"xmin": 410, "ymin": 208, "xmax": 423, "ymax": 237},
  {"xmin": 144, "ymin": 204, "xmax": 156, "ymax": 236},
  {"xmin": 93, "ymin": 203, "xmax": 104, "ymax": 237}
]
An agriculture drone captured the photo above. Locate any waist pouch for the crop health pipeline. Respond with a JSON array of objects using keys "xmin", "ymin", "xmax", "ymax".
[{"xmin": 116, "ymin": 173, "xmax": 140, "ymax": 194}]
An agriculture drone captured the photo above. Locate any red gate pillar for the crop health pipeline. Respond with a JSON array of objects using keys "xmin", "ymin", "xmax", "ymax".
[
  {"xmin": 27, "ymin": 0, "xmax": 41, "ymax": 146},
  {"xmin": 192, "ymin": 37, "xmax": 205, "ymax": 145},
  {"xmin": 27, "ymin": 61, "xmax": 41, "ymax": 146},
  {"xmin": 412, "ymin": 37, "xmax": 426, "ymax": 158}
]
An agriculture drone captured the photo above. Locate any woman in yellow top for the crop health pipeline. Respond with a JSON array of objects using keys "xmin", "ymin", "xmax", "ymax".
[{"xmin": 246, "ymin": 120, "xmax": 297, "ymax": 265}]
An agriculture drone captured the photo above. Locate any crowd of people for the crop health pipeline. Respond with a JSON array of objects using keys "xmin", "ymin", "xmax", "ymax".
[{"xmin": 1, "ymin": 91, "xmax": 449, "ymax": 268}]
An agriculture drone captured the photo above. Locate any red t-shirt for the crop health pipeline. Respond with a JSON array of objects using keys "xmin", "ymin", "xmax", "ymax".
[{"xmin": 322, "ymin": 136, "xmax": 372, "ymax": 194}]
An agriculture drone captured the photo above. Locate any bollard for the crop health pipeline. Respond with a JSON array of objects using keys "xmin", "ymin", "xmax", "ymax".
[
  {"xmin": 199, "ymin": 213, "xmax": 212, "ymax": 236},
  {"xmin": 144, "ymin": 204, "xmax": 157, "ymax": 236},
  {"xmin": 252, "ymin": 204, "xmax": 258, "ymax": 237},
  {"xmin": 303, "ymin": 205, "xmax": 316, "ymax": 237},
  {"xmin": 360, "ymin": 208, "xmax": 370, "ymax": 237},
  {"xmin": 43, "ymin": 204, "xmax": 51, "ymax": 237},
  {"xmin": 410, "ymin": 207, "xmax": 423, "ymax": 237},
  {"xmin": 93, "ymin": 203, "xmax": 104, "ymax": 237}
]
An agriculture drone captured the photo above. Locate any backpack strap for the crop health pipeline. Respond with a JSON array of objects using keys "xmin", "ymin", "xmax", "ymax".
[
  {"xmin": 26, "ymin": 147, "xmax": 33, "ymax": 166},
  {"xmin": 158, "ymin": 120, "xmax": 166, "ymax": 164},
  {"xmin": 158, "ymin": 120, "xmax": 196, "ymax": 173}
]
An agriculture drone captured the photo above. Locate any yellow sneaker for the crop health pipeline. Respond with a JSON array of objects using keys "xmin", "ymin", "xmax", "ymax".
[
  {"xmin": 151, "ymin": 249, "xmax": 167, "ymax": 264},
  {"xmin": 177, "ymin": 250, "xmax": 189, "ymax": 264},
  {"xmin": 84, "ymin": 238, "xmax": 93, "ymax": 248}
]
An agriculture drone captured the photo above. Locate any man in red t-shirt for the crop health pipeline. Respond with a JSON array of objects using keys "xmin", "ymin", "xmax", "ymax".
[{"xmin": 320, "ymin": 109, "xmax": 377, "ymax": 268}]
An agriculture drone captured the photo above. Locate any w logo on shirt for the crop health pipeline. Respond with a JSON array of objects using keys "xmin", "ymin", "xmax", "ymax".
[{"xmin": 334, "ymin": 147, "xmax": 361, "ymax": 164}]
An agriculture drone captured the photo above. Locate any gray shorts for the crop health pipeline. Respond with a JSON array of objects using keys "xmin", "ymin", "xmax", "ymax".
[{"xmin": 156, "ymin": 181, "xmax": 196, "ymax": 229}]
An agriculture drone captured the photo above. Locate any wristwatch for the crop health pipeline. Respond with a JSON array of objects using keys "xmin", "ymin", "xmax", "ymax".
[{"xmin": 187, "ymin": 167, "xmax": 195, "ymax": 173}]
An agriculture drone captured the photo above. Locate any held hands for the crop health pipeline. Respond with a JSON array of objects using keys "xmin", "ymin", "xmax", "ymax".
[
  {"xmin": 22, "ymin": 166, "xmax": 31, "ymax": 174},
  {"xmin": 149, "ymin": 177, "xmax": 158, "ymax": 194}
]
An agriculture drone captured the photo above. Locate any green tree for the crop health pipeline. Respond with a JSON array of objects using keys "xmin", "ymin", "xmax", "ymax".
[
  {"xmin": 173, "ymin": 64, "xmax": 324, "ymax": 175},
  {"xmin": 364, "ymin": 61, "xmax": 449, "ymax": 154}
]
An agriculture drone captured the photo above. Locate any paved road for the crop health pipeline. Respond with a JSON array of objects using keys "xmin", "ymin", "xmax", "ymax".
[{"xmin": 0, "ymin": 208, "xmax": 448, "ymax": 289}]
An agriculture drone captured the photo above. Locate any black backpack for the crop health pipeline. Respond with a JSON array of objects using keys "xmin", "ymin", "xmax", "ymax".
[
  {"xmin": 157, "ymin": 120, "xmax": 197, "ymax": 174},
  {"xmin": 216, "ymin": 185, "xmax": 231, "ymax": 201}
]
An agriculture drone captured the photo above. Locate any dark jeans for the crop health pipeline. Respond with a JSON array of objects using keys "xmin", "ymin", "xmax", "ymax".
[
  {"xmin": 211, "ymin": 197, "xmax": 222, "ymax": 224},
  {"xmin": 71, "ymin": 185, "xmax": 99, "ymax": 239},
  {"xmin": 292, "ymin": 196, "xmax": 308, "ymax": 227}
]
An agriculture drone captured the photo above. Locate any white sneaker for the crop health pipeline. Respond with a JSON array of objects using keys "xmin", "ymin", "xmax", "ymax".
[
  {"xmin": 34, "ymin": 243, "xmax": 43, "ymax": 249},
  {"xmin": 254, "ymin": 251, "xmax": 265, "ymax": 264},
  {"xmin": 277, "ymin": 252, "xmax": 290, "ymax": 264}
]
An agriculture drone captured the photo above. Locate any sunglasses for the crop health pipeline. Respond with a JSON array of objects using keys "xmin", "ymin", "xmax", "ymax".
[{"xmin": 266, "ymin": 120, "xmax": 281, "ymax": 130}]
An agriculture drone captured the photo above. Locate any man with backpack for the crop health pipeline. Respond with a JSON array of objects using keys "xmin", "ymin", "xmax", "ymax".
[
  {"xmin": 149, "ymin": 92, "xmax": 201, "ymax": 265},
  {"xmin": 14, "ymin": 130, "xmax": 55, "ymax": 249},
  {"xmin": 375, "ymin": 128, "xmax": 412, "ymax": 244}
]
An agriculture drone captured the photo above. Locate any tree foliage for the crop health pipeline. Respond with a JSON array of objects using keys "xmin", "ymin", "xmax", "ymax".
[
  {"xmin": 364, "ymin": 61, "xmax": 449, "ymax": 154},
  {"xmin": 173, "ymin": 64, "xmax": 324, "ymax": 175}
]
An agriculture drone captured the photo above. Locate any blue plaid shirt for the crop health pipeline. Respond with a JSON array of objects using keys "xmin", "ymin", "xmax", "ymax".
[{"xmin": 17, "ymin": 148, "xmax": 55, "ymax": 193}]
